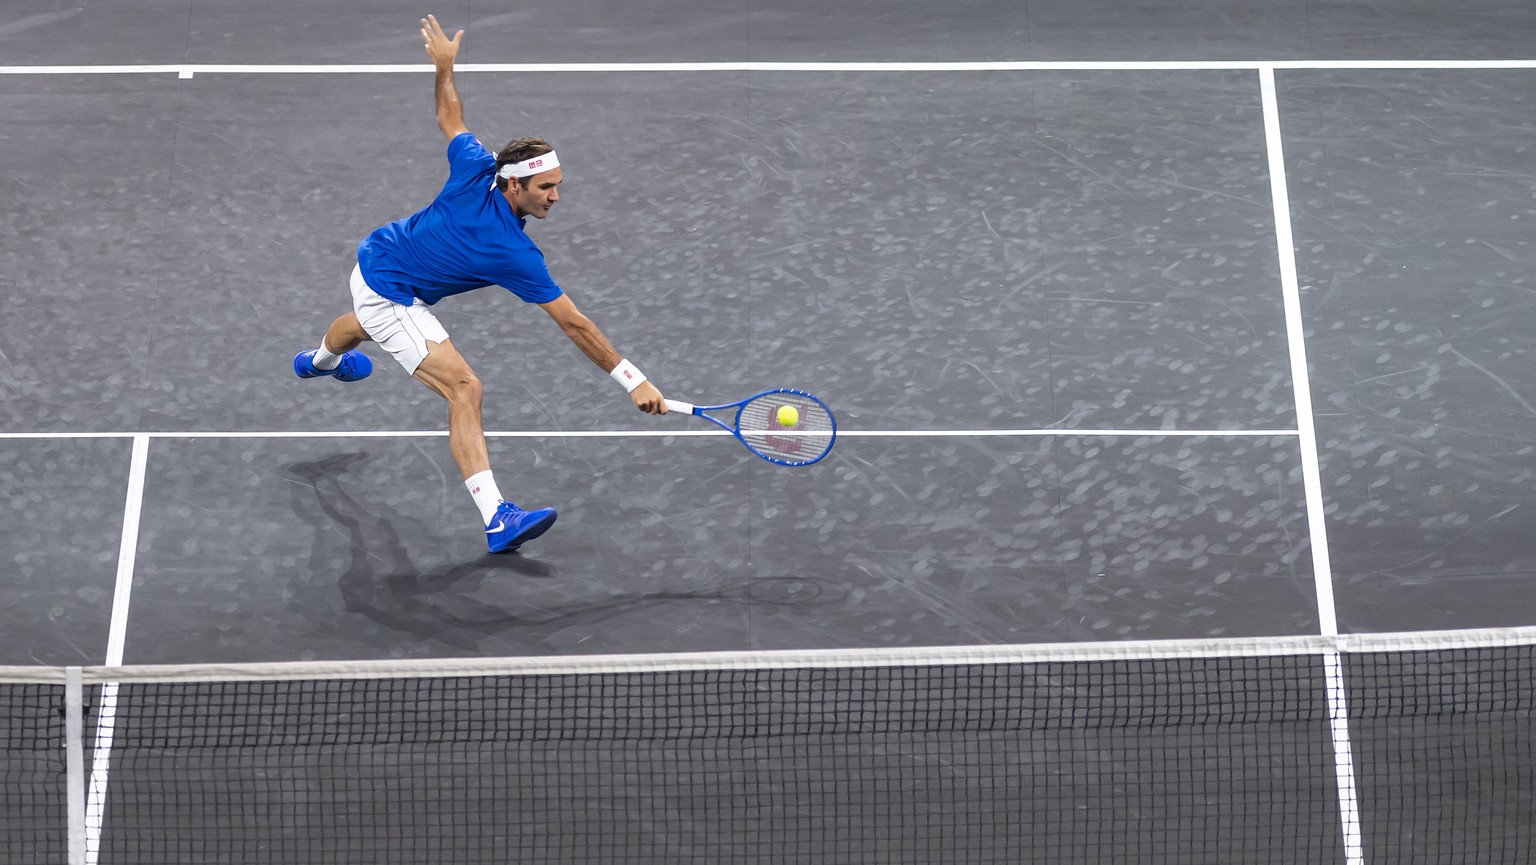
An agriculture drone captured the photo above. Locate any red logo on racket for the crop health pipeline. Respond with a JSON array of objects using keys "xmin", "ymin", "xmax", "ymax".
[{"xmin": 763, "ymin": 435, "xmax": 804, "ymax": 454}]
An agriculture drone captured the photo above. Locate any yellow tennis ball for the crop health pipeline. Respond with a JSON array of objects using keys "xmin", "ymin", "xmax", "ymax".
[{"xmin": 776, "ymin": 405, "xmax": 799, "ymax": 426}]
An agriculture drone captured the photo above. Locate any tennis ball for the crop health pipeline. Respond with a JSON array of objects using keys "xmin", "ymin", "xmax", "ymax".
[{"xmin": 776, "ymin": 405, "xmax": 799, "ymax": 426}]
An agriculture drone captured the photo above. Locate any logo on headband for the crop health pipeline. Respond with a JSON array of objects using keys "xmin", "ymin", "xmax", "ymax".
[{"xmin": 499, "ymin": 150, "xmax": 560, "ymax": 180}]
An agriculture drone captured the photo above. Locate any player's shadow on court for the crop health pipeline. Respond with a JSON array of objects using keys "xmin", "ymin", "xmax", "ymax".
[{"xmin": 282, "ymin": 453, "xmax": 846, "ymax": 650}]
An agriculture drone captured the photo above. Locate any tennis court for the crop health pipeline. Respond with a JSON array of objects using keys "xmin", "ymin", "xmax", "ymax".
[{"xmin": 3, "ymin": 0, "xmax": 1534, "ymax": 862}]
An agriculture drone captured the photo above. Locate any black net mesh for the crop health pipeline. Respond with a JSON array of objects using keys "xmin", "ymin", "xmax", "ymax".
[
  {"xmin": 92, "ymin": 658, "xmax": 1338, "ymax": 865},
  {"xmin": 1, "ymin": 683, "xmax": 69, "ymax": 863},
  {"xmin": 1347, "ymin": 645, "xmax": 1536, "ymax": 865},
  {"xmin": 4, "ymin": 643, "xmax": 1532, "ymax": 864}
]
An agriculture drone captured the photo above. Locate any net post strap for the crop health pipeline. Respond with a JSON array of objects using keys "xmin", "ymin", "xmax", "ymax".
[{"xmin": 65, "ymin": 666, "xmax": 86, "ymax": 865}]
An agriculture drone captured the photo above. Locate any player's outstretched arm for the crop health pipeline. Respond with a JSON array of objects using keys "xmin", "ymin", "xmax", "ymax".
[
  {"xmin": 539, "ymin": 295, "xmax": 667, "ymax": 414},
  {"xmin": 421, "ymin": 15, "xmax": 469, "ymax": 141}
]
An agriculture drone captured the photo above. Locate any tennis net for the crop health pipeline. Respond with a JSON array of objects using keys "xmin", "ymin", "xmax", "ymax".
[{"xmin": 3, "ymin": 628, "xmax": 1532, "ymax": 864}]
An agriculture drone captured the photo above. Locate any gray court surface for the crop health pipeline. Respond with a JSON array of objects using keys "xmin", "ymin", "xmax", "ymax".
[{"xmin": 3, "ymin": 0, "xmax": 1536, "ymax": 668}]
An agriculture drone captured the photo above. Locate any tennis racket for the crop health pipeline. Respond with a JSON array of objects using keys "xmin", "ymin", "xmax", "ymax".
[{"xmin": 664, "ymin": 388, "xmax": 837, "ymax": 466}]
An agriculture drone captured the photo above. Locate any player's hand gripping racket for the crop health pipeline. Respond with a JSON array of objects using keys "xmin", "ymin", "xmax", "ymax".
[{"xmin": 664, "ymin": 388, "xmax": 837, "ymax": 466}]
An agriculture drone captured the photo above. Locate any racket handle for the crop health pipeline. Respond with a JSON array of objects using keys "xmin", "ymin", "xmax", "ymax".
[{"xmin": 664, "ymin": 399, "xmax": 697, "ymax": 415}]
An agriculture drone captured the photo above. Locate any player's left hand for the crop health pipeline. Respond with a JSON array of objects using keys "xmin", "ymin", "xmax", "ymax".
[
  {"xmin": 631, "ymin": 381, "xmax": 666, "ymax": 414},
  {"xmin": 420, "ymin": 14, "xmax": 462, "ymax": 67}
]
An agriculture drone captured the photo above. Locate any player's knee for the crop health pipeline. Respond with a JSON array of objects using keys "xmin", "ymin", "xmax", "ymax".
[{"xmin": 448, "ymin": 369, "xmax": 482, "ymax": 404}]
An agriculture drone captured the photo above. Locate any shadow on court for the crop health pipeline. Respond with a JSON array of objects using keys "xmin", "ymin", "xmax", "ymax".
[{"xmin": 283, "ymin": 454, "xmax": 847, "ymax": 651}]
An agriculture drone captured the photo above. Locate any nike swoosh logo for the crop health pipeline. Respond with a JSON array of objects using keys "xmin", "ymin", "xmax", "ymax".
[{"xmin": 486, "ymin": 520, "xmax": 506, "ymax": 534}]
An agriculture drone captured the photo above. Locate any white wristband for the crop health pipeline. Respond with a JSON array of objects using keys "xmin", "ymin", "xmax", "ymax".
[{"xmin": 609, "ymin": 358, "xmax": 647, "ymax": 393}]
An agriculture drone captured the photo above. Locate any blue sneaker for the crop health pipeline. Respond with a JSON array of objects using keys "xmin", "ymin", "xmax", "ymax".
[
  {"xmin": 486, "ymin": 500, "xmax": 558, "ymax": 554},
  {"xmin": 293, "ymin": 349, "xmax": 373, "ymax": 382}
]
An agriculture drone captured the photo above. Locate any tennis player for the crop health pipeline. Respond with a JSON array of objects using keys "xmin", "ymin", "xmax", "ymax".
[{"xmin": 294, "ymin": 14, "xmax": 667, "ymax": 554}]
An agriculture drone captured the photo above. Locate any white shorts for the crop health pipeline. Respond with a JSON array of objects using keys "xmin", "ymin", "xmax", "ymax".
[{"xmin": 350, "ymin": 264, "xmax": 449, "ymax": 376}]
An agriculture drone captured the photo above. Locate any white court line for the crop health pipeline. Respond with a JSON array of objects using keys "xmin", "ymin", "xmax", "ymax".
[
  {"xmin": 84, "ymin": 434, "xmax": 150, "ymax": 865},
  {"xmin": 83, "ymin": 691, "xmax": 119, "ymax": 864},
  {"xmin": 2, "ymin": 59, "xmax": 1535, "ymax": 75},
  {"xmin": 0, "ymin": 428, "xmax": 1300, "ymax": 440},
  {"xmin": 1323, "ymin": 650, "xmax": 1365, "ymax": 864},
  {"xmin": 104, "ymin": 435, "xmax": 149, "ymax": 668},
  {"xmin": 1260, "ymin": 68, "xmax": 1361, "ymax": 865},
  {"xmin": 1259, "ymin": 69, "xmax": 1340, "ymax": 640}
]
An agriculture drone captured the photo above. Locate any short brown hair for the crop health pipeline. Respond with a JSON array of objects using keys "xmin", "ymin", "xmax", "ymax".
[{"xmin": 494, "ymin": 137, "xmax": 555, "ymax": 192}]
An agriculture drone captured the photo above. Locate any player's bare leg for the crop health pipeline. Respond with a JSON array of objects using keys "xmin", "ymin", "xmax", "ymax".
[
  {"xmin": 411, "ymin": 339, "xmax": 490, "ymax": 479},
  {"xmin": 413, "ymin": 338, "xmax": 556, "ymax": 552},
  {"xmin": 321, "ymin": 311, "xmax": 371, "ymax": 356},
  {"xmin": 294, "ymin": 311, "xmax": 374, "ymax": 381}
]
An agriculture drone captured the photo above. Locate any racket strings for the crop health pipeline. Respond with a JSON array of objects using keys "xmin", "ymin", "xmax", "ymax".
[{"xmin": 738, "ymin": 393, "xmax": 834, "ymax": 464}]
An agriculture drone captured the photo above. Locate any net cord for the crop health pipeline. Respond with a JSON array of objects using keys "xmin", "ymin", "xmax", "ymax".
[{"xmin": 3, "ymin": 625, "xmax": 1534, "ymax": 685}]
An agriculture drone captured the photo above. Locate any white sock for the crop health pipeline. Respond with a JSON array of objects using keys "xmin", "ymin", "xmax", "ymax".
[
  {"xmin": 465, "ymin": 470, "xmax": 503, "ymax": 524},
  {"xmin": 312, "ymin": 339, "xmax": 343, "ymax": 371}
]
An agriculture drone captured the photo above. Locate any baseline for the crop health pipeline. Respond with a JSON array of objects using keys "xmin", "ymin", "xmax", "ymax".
[
  {"xmin": 0, "ymin": 428, "xmax": 1301, "ymax": 440},
  {"xmin": 3, "ymin": 60, "xmax": 1536, "ymax": 76}
]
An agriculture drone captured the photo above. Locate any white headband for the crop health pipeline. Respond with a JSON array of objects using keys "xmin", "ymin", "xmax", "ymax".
[{"xmin": 497, "ymin": 151, "xmax": 560, "ymax": 180}]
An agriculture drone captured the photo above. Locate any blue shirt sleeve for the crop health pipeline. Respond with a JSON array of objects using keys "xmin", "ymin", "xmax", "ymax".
[
  {"xmin": 445, "ymin": 133, "xmax": 495, "ymax": 190},
  {"xmin": 493, "ymin": 251, "xmax": 564, "ymax": 304}
]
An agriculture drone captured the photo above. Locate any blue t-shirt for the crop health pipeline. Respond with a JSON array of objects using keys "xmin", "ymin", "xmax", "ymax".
[{"xmin": 357, "ymin": 133, "xmax": 564, "ymax": 306}]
